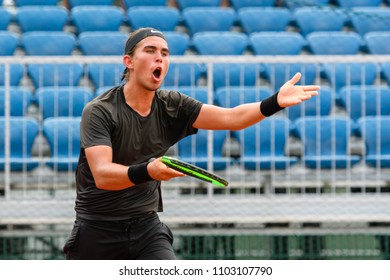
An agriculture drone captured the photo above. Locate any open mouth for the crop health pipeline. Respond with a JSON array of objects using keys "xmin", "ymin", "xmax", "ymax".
[{"xmin": 153, "ymin": 67, "xmax": 162, "ymax": 79}]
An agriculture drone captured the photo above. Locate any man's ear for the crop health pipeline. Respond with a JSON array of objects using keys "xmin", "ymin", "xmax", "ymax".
[{"xmin": 123, "ymin": 55, "xmax": 134, "ymax": 70}]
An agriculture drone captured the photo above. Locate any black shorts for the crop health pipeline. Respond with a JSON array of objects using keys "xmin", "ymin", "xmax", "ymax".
[{"xmin": 63, "ymin": 212, "xmax": 176, "ymax": 260}]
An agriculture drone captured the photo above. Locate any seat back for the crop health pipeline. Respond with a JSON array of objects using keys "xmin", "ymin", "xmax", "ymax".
[
  {"xmin": 249, "ymin": 32, "xmax": 306, "ymax": 55},
  {"xmin": 42, "ymin": 117, "xmax": 81, "ymax": 171},
  {"xmin": 322, "ymin": 62, "xmax": 378, "ymax": 91},
  {"xmin": 0, "ymin": 117, "xmax": 39, "ymax": 171},
  {"xmin": 294, "ymin": 116, "xmax": 354, "ymax": 157},
  {"xmin": 182, "ymin": 7, "xmax": 236, "ymax": 36},
  {"xmin": 176, "ymin": 0, "xmax": 221, "ymax": 10},
  {"xmin": 122, "ymin": 0, "xmax": 166, "ymax": 9},
  {"xmin": 71, "ymin": 5, "xmax": 124, "ymax": 34},
  {"xmin": 162, "ymin": 63, "xmax": 204, "ymax": 87},
  {"xmin": 350, "ymin": 7, "xmax": 390, "ymax": 36},
  {"xmin": 358, "ymin": 116, "xmax": 390, "ymax": 167},
  {"xmin": 27, "ymin": 63, "xmax": 84, "ymax": 88},
  {"xmin": 177, "ymin": 129, "xmax": 229, "ymax": 170},
  {"xmin": 334, "ymin": 0, "xmax": 382, "ymax": 7},
  {"xmin": 0, "ymin": 87, "xmax": 33, "ymax": 117},
  {"xmin": 294, "ymin": 7, "xmax": 348, "ymax": 36},
  {"xmin": 21, "ymin": 31, "xmax": 76, "ymax": 56},
  {"xmin": 212, "ymin": 63, "xmax": 260, "ymax": 90},
  {"xmin": 0, "ymin": 64, "xmax": 24, "ymax": 86},
  {"xmin": 35, "ymin": 87, "xmax": 93, "ymax": 119},
  {"xmin": 307, "ymin": 31, "xmax": 363, "ymax": 55},
  {"xmin": 0, "ymin": 31, "xmax": 19, "ymax": 56},
  {"xmin": 338, "ymin": 86, "xmax": 390, "ymax": 121},
  {"xmin": 78, "ymin": 31, "xmax": 127, "ymax": 55},
  {"xmin": 230, "ymin": 0, "xmax": 275, "ymax": 9},
  {"xmin": 67, "ymin": 0, "xmax": 113, "ymax": 8},
  {"xmin": 364, "ymin": 31, "xmax": 390, "ymax": 54},
  {"xmin": 0, "ymin": 8, "xmax": 12, "ymax": 30},
  {"xmin": 14, "ymin": 0, "xmax": 59, "ymax": 5},
  {"xmin": 239, "ymin": 7, "xmax": 291, "ymax": 34},
  {"xmin": 192, "ymin": 31, "xmax": 248, "ymax": 55},
  {"xmin": 127, "ymin": 6, "xmax": 180, "ymax": 31},
  {"xmin": 164, "ymin": 32, "xmax": 190, "ymax": 55},
  {"xmin": 16, "ymin": 6, "xmax": 68, "ymax": 32},
  {"xmin": 87, "ymin": 63, "xmax": 124, "ymax": 89}
]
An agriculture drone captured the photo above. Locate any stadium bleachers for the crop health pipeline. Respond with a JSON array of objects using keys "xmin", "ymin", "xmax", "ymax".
[{"xmin": 2, "ymin": 0, "xmax": 390, "ymax": 261}]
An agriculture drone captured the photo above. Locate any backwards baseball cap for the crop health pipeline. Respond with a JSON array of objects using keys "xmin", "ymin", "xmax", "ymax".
[{"xmin": 124, "ymin": 27, "xmax": 166, "ymax": 54}]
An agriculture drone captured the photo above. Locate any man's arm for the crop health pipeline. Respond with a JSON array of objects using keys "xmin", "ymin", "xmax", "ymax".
[
  {"xmin": 85, "ymin": 145, "xmax": 185, "ymax": 191},
  {"xmin": 193, "ymin": 72, "xmax": 320, "ymax": 130}
]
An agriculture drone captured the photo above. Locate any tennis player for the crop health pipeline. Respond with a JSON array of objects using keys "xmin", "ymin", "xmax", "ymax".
[{"xmin": 63, "ymin": 27, "xmax": 320, "ymax": 260}]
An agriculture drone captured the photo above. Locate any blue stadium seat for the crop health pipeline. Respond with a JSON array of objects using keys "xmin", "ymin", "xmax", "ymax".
[
  {"xmin": 306, "ymin": 31, "xmax": 363, "ymax": 55},
  {"xmin": 0, "ymin": 31, "xmax": 19, "ymax": 56},
  {"xmin": 338, "ymin": 86, "xmax": 390, "ymax": 121},
  {"xmin": 192, "ymin": 32, "xmax": 248, "ymax": 55},
  {"xmin": 0, "ymin": 64, "xmax": 24, "ymax": 86},
  {"xmin": 78, "ymin": 31, "xmax": 127, "ymax": 55},
  {"xmin": 294, "ymin": 7, "xmax": 348, "ymax": 36},
  {"xmin": 71, "ymin": 5, "xmax": 124, "ymax": 34},
  {"xmin": 249, "ymin": 32, "xmax": 306, "ymax": 55},
  {"xmin": 357, "ymin": 116, "xmax": 390, "ymax": 168},
  {"xmin": 212, "ymin": 63, "xmax": 260, "ymax": 90},
  {"xmin": 95, "ymin": 86, "xmax": 113, "ymax": 97},
  {"xmin": 127, "ymin": 6, "xmax": 180, "ymax": 31},
  {"xmin": 164, "ymin": 32, "xmax": 190, "ymax": 55},
  {"xmin": 162, "ymin": 86, "xmax": 209, "ymax": 104},
  {"xmin": 261, "ymin": 63, "xmax": 318, "ymax": 92},
  {"xmin": 87, "ymin": 63, "xmax": 124, "ymax": 88},
  {"xmin": 230, "ymin": 0, "xmax": 275, "ymax": 10},
  {"xmin": 177, "ymin": 129, "xmax": 231, "ymax": 171},
  {"xmin": 14, "ymin": 0, "xmax": 59, "ymax": 6},
  {"xmin": 122, "ymin": 0, "xmax": 166, "ymax": 9},
  {"xmin": 27, "ymin": 63, "xmax": 84, "ymax": 88},
  {"xmin": 237, "ymin": 118, "xmax": 298, "ymax": 170},
  {"xmin": 286, "ymin": 86, "xmax": 332, "ymax": 122},
  {"xmin": 182, "ymin": 7, "xmax": 236, "ymax": 36},
  {"xmin": 364, "ymin": 32, "xmax": 390, "ymax": 54},
  {"xmin": 215, "ymin": 86, "xmax": 272, "ymax": 108},
  {"xmin": 0, "ymin": 8, "xmax": 12, "ymax": 30},
  {"xmin": 0, "ymin": 117, "xmax": 39, "ymax": 171},
  {"xmin": 322, "ymin": 62, "xmax": 378, "ymax": 91},
  {"xmin": 176, "ymin": 0, "xmax": 221, "ymax": 10},
  {"xmin": 162, "ymin": 63, "xmax": 204, "ymax": 87},
  {"xmin": 21, "ymin": 31, "xmax": 76, "ymax": 56},
  {"xmin": 42, "ymin": 117, "xmax": 81, "ymax": 171},
  {"xmin": 16, "ymin": 6, "xmax": 69, "ymax": 33},
  {"xmin": 35, "ymin": 87, "xmax": 93, "ymax": 119},
  {"xmin": 0, "ymin": 87, "xmax": 33, "ymax": 117},
  {"xmin": 350, "ymin": 7, "xmax": 390, "ymax": 36},
  {"xmin": 283, "ymin": 0, "xmax": 330, "ymax": 10},
  {"xmin": 238, "ymin": 7, "xmax": 291, "ymax": 34},
  {"xmin": 67, "ymin": 0, "xmax": 113, "ymax": 8},
  {"xmin": 334, "ymin": 0, "xmax": 382, "ymax": 8},
  {"xmin": 294, "ymin": 116, "xmax": 361, "ymax": 169}
]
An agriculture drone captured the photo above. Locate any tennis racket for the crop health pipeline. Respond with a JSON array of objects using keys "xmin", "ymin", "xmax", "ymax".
[{"xmin": 161, "ymin": 156, "xmax": 229, "ymax": 187}]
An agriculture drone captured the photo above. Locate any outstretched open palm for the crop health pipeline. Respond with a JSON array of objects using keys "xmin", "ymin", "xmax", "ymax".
[{"xmin": 277, "ymin": 72, "xmax": 320, "ymax": 108}]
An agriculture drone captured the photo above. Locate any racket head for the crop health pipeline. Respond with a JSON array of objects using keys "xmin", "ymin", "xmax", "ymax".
[{"xmin": 161, "ymin": 156, "xmax": 229, "ymax": 187}]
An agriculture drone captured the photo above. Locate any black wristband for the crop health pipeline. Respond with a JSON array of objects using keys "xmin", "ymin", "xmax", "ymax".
[
  {"xmin": 260, "ymin": 91, "xmax": 284, "ymax": 117},
  {"xmin": 127, "ymin": 162, "xmax": 153, "ymax": 185}
]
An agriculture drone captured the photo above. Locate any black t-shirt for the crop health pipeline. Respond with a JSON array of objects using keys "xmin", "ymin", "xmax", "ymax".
[{"xmin": 75, "ymin": 86, "xmax": 203, "ymax": 221}]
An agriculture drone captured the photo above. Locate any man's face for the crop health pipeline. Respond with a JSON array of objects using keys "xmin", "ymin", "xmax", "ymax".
[{"xmin": 127, "ymin": 36, "xmax": 170, "ymax": 91}]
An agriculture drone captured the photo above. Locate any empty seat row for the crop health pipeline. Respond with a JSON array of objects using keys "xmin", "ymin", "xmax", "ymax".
[
  {"xmin": 2, "ymin": 30, "xmax": 390, "ymax": 59},
  {"xmin": 3, "ymin": 115, "xmax": 389, "ymax": 173},
  {"xmin": 2, "ymin": 5, "xmax": 390, "ymax": 38},
  {"xmin": 2, "ymin": 60, "xmax": 390, "ymax": 92}
]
